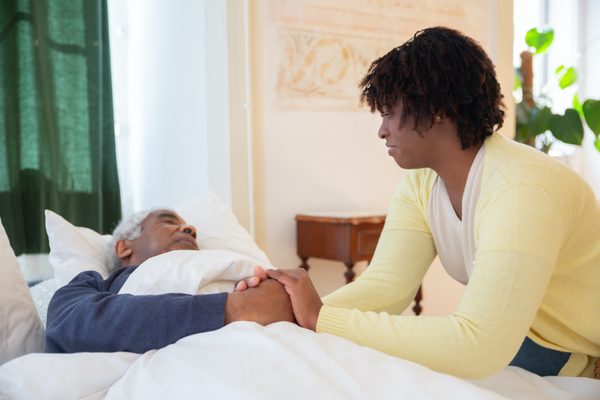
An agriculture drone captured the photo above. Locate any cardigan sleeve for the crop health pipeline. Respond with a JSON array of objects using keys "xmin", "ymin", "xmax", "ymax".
[
  {"xmin": 45, "ymin": 270, "xmax": 228, "ymax": 353},
  {"xmin": 321, "ymin": 170, "xmax": 436, "ymax": 316},
  {"xmin": 317, "ymin": 181, "xmax": 567, "ymax": 378}
]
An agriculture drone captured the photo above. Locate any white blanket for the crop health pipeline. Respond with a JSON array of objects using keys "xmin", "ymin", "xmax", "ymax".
[
  {"xmin": 1, "ymin": 323, "xmax": 599, "ymax": 400},
  {"xmin": 119, "ymin": 249, "xmax": 267, "ymax": 295},
  {"xmin": 1, "ymin": 251, "xmax": 599, "ymax": 399}
]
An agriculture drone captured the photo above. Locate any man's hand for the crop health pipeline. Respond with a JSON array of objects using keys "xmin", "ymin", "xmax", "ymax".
[
  {"xmin": 234, "ymin": 266, "xmax": 268, "ymax": 291},
  {"xmin": 265, "ymin": 268, "xmax": 322, "ymax": 331},
  {"xmin": 225, "ymin": 279, "xmax": 295, "ymax": 325}
]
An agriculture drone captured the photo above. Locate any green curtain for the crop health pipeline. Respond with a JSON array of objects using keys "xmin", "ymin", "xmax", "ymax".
[{"xmin": 0, "ymin": 0, "xmax": 121, "ymax": 255}]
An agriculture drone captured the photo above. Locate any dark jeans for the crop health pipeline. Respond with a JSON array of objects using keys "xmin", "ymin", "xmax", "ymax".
[{"xmin": 509, "ymin": 336, "xmax": 571, "ymax": 376}]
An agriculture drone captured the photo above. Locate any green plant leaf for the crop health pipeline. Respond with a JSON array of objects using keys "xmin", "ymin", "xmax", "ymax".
[
  {"xmin": 582, "ymin": 99, "xmax": 600, "ymax": 137},
  {"xmin": 530, "ymin": 106, "xmax": 552, "ymax": 135},
  {"xmin": 595, "ymin": 138, "xmax": 600, "ymax": 152},
  {"xmin": 514, "ymin": 68, "xmax": 522, "ymax": 90},
  {"xmin": 573, "ymin": 93, "xmax": 583, "ymax": 117},
  {"xmin": 516, "ymin": 124, "xmax": 533, "ymax": 143},
  {"xmin": 516, "ymin": 102, "xmax": 533, "ymax": 125},
  {"xmin": 548, "ymin": 108, "xmax": 584, "ymax": 145},
  {"xmin": 555, "ymin": 66, "xmax": 577, "ymax": 89},
  {"xmin": 525, "ymin": 27, "xmax": 554, "ymax": 54},
  {"xmin": 516, "ymin": 103, "xmax": 532, "ymax": 142}
]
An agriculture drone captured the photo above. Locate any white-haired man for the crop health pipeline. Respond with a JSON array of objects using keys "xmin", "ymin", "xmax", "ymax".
[{"xmin": 45, "ymin": 209, "xmax": 294, "ymax": 353}]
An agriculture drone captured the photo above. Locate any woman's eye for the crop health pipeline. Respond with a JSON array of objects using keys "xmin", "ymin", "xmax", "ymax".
[{"xmin": 380, "ymin": 112, "xmax": 391, "ymax": 118}]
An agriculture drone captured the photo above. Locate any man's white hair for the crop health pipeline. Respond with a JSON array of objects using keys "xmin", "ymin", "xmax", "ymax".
[{"xmin": 109, "ymin": 208, "xmax": 175, "ymax": 270}]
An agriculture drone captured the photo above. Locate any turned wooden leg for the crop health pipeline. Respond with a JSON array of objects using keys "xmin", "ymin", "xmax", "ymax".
[
  {"xmin": 344, "ymin": 262, "xmax": 355, "ymax": 284},
  {"xmin": 299, "ymin": 257, "xmax": 310, "ymax": 271},
  {"xmin": 413, "ymin": 286, "xmax": 423, "ymax": 316}
]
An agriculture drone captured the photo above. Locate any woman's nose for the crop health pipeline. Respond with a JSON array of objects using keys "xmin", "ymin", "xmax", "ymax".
[
  {"xmin": 181, "ymin": 224, "xmax": 197, "ymax": 238},
  {"xmin": 378, "ymin": 122, "xmax": 387, "ymax": 139}
]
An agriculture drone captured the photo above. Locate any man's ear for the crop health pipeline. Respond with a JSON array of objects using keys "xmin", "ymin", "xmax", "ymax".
[{"xmin": 115, "ymin": 239, "xmax": 134, "ymax": 262}]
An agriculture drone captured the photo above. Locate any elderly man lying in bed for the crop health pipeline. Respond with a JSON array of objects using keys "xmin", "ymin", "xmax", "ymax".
[{"xmin": 45, "ymin": 209, "xmax": 294, "ymax": 353}]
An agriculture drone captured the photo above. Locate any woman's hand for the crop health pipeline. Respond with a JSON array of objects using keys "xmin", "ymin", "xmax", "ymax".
[
  {"xmin": 234, "ymin": 266, "xmax": 268, "ymax": 291},
  {"xmin": 266, "ymin": 268, "xmax": 322, "ymax": 331},
  {"xmin": 225, "ymin": 279, "xmax": 295, "ymax": 325}
]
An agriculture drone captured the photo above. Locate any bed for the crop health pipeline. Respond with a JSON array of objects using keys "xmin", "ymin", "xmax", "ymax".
[{"xmin": 1, "ymin": 194, "xmax": 599, "ymax": 400}]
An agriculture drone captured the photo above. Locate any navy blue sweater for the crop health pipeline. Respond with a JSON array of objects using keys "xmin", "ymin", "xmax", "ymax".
[{"xmin": 45, "ymin": 266, "xmax": 228, "ymax": 353}]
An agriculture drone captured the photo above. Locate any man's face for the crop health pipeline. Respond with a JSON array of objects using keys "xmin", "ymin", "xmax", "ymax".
[{"xmin": 124, "ymin": 210, "xmax": 199, "ymax": 266}]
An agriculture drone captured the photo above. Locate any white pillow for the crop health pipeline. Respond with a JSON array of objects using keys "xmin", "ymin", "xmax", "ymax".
[
  {"xmin": 45, "ymin": 211, "xmax": 113, "ymax": 286},
  {"xmin": 176, "ymin": 194, "xmax": 271, "ymax": 267},
  {"xmin": 46, "ymin": 192, "xmax": 272, "ymax": 286},
  {"xmin": 0, "ymin": 219, "xmax": 45, "ymax": 364}
]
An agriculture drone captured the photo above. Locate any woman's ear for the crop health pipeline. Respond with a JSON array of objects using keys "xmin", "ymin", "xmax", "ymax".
[{"xmin": 115, "ymin": 240, "xmax": 133, "ymax": 262}]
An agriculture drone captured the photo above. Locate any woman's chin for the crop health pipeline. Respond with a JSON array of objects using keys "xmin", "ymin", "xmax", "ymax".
[
  {"xmin": 393, "ymin": 155, "xmax": 422, "ymax": 170},
  {"xmin": 393, "ymin": 157, "xmax": 410, "ymax": 169}
]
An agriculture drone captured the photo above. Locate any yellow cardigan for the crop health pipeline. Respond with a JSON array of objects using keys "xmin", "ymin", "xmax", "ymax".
[{"xmin": 317, "ymin": 133, "xmax": 600, "ymax": 378}]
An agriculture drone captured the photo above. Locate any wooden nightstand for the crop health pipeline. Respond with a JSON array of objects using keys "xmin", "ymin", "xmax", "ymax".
[{"xmin": 295, "ymin": 211, "xmax": 423, "ymax": 316}]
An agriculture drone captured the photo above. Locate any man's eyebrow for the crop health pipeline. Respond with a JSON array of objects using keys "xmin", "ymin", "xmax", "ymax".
[{"xmin": 156, "ymin": 212, "xmax": 180, "ymax": 221}]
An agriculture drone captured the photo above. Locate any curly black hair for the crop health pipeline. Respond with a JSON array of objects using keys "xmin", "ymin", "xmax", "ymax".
[{"xmin": 359, "ymin": 27, "xmax": 505, "ymax": 149}]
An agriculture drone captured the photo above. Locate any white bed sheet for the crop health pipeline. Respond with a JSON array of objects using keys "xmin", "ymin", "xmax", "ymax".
[
  {"xmin": 29, "ymin": 278, "xmax": 59, "ymax": 328},
  {"xmin": 1, "ymin": 322, "xmax": 599, "ymax": 400}
]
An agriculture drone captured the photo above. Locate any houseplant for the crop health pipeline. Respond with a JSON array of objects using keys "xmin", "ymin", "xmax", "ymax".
[{"xmin": 515, "ymin": 27, "xmax": 600, "ymax": 153}]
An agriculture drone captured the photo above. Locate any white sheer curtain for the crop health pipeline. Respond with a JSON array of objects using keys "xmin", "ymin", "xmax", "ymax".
[{"xmin": 107, "ymin": 0, "xmax": 233, "ymax": 216}]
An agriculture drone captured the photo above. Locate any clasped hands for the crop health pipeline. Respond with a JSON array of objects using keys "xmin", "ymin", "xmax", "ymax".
[{"xmin": 226, "ymin": 267, "xmax": 323, "ymax": 331}]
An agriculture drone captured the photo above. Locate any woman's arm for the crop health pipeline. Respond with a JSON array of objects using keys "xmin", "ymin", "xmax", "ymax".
[
  {"xmin": 317, "ymin": 184, "xmax": 566, "ymax": 378},
  {"xmin": 322, "ymin": 170, "xmax": 437, "ymax": 314}
]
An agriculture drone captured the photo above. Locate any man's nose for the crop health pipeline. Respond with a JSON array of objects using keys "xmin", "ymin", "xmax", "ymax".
[{"xmin": 180, "ymin": 224, "xmax": 197, "ymax": 239}]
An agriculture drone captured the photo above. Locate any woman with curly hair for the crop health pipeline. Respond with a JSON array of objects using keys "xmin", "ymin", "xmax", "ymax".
[{"xmin": 264, "ymin": 27, "xmax": 600, "ymax": 379}]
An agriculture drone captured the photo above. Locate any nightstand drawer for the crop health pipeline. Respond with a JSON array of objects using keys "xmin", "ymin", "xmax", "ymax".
[{"xmin": 356, "ymin": 228, "xmax": 381, "ymax": 257}]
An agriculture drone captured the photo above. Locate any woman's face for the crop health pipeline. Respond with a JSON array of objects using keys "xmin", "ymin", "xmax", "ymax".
[{"xmin": 378, "ymin": 102, "xmax": 436, "ymax": 169}]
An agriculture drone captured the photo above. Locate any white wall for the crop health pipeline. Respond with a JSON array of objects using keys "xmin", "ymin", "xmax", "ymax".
[{"xmin": 108, "ymin": 0, "xmax": 232, "ymax": 215}]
